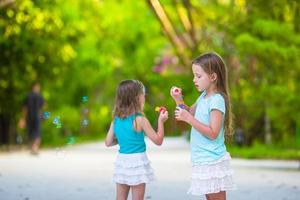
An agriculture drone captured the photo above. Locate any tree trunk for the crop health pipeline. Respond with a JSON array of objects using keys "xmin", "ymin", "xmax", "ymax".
[{"xmin": 147, "ymin": 0, "xmax": 190, "ymax": 67}]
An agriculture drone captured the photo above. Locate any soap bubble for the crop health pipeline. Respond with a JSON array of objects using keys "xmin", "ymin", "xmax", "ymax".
[
  {"xmin": 82, "ymin": 108, "xmax": 89, "ymax": 114},
  {"xmin": 53, "ymin": 117, "xmax": 62, "ymax": 129},
  {"xmin": 53, "ymin": 116, "xmax": 60, "ymax": 125},
  {"xmin": 82, "ymin": 119, "xmax": 89, "ymax": 126},
  {"xmin": 67, "ymin": 136, "xmax": 76, "ymax": 145},
  {"xmin": 42, "ymin": 111, "xmax": 51, "ymax": 120},
  {"xmin": 81, "ymin": 96, "xmax": 88, "ymax": 103}
]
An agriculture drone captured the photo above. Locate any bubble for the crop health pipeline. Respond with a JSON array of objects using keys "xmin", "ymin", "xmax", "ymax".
[
  {"xmin": 82, "ymin": 108, "xmax": 89, "ymax": 114},
  {"xmin": 42, "ymin": 111, "xmax": 51, "ymax": 120},
  {"xmin": 53, "ymin": 116, "xmax": 62, "ymax": 128},
  {"xmin": 82, "ymin": 119, "xmax": 89, "ymax": 126},
  {"xmin": 81, "ymin": 96, "xmax": 88, "ymax": 103},
  {"xmin": 53, "ymin": 116, "xmax": 60, "ymax": 125},
  {"xmin": 67, "ymin": 136, "xmax": 76, "ymax": 145}
]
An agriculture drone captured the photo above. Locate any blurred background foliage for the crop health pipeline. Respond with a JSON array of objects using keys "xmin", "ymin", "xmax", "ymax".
[{"xmin": 0, "ymin": 0, "xmax": 299, "ymax": 158}]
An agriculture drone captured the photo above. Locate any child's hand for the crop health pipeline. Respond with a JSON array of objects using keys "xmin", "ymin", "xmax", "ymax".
[
  {"xmin": 170, "ymin": 86, "xmax": 183, "ymax": 101},
  {"xmin": 175, "ymin": 107, "xmax": 191, "ymax": 123},
  {"xmin": 158, "ymin": 110, "xmax": 168, "ymax": 123}
]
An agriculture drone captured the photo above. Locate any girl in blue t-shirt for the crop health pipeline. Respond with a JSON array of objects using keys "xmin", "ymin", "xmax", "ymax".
[
  {"xmin": 105, "ymin": 79, "xmax": 168, "ymax": 200},
  {"xmin": 170, "ymin": 52, "xmax": 236, "ymax": 199}
]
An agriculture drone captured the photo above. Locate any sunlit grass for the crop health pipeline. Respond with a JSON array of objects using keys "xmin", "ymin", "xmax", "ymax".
[{"xmin": 228, "ymin": 143, "xmax": 300, "ymax": 160}]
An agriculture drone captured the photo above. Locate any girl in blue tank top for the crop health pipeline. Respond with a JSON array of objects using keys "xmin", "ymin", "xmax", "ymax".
[{"xmin": 105, "ymin": 79, "xmax": 168, "ymax": 200}]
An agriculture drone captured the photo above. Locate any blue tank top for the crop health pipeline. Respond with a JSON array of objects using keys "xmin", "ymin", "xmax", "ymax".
[{"xmin": 113, "ymin": 113, "xmax": 146, "ymax": 154}]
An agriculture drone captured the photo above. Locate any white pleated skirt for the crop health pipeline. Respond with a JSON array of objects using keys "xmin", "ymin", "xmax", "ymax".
[
  {"xmin": 113, "ymin": 152, "xmax": 155, "ymax": 186},
  {"xmin": 188, "ymin": 152, "xmax": 236, "ymax": 196}
]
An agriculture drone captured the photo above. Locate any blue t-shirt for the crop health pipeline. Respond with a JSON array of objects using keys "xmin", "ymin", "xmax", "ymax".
[
  {"xmin": 190, "ymin": 91, "xmax": 227, "ymax": 164},
  {"xmin": 113, "ymin": 113, "xmax": 146, "ymax": 154}
]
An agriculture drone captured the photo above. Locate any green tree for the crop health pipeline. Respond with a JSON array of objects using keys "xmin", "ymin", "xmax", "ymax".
[
  {"xmin": 147, "ymin": 0, "xmax": 300, "ymax": 146},
  {"xmin": 0, "ymin": 0, "xmax": 79, "ymax": 143}
]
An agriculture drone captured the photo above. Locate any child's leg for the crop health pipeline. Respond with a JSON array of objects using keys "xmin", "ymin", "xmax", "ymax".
[
  {"xmin": 205, "ymin": 191, "xmax": 226, "ymax": 200},
  {"xmin": 31, "ymin": 138, "xmax": 40, "ymax": 152},
  {"xmin": 131, "ymin": 183, "xmax": 145, "ymax": 200},
  {"xmin": 117, "ymin": 183, "xmax": 130, "ymax": 200},
  {"xmin": 205, "ymin": 194, "xmax": 211, "ymax": 200}
]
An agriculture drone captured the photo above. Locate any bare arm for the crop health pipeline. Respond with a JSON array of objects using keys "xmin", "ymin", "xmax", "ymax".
[
  {"xmin": 176, "ymin": 101, "xmax": 197, "ymax": 116},
  {"xmin": 170, "ymin": 86, "xmax": 197, "ymax": 115},
  {"xmin": 175, "ymin": 108, "xmax": 223, "ymax": 140},
  {"xmin": 18, "ymin": 106, "xmax": 27, "ymax": 129},
  {"xmin": 139, "ymin": 111, "xmax": 168, "ymax": 146},
  {"xmin": 105, "ymin": 122, "xmax": 118, "ymax": 147}
]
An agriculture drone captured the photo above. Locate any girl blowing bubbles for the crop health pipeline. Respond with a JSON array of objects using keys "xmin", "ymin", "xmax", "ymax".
[
  {"xmin": 105, "ymin": 80, "xmax": 168, "ymax": 200},
  {"xmin": 171, "ymin": 52, "xmax": 236, "ymax": 200}
]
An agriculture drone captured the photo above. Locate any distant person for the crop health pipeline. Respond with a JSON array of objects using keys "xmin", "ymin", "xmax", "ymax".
[
  {"xmin": 105, "ymin": 80, "xmax": 168, "ymax": 200},
  {"xmin": 19, "ymin": 82, "xmax": 44, "ymax": 155},
  {"xmin": 170, "ymin": 52, "xmax": 236, "ymax": 200}
]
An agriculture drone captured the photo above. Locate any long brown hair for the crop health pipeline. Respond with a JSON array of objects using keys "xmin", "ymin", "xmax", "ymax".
[
  {"xmin": 192, "ymin": 52, "xmax": 233, "ymax": 139},
  {"xmin": 113, "ymin": 80, "xmax": 145, "ymax": 118}
]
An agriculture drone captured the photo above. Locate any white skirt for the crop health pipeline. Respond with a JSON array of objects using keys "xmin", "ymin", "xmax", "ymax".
[
  {"xmin": 113, "ymin": 152, "xmax": 155, "ymax": 186},
  {"xmin": 188, "ymin": 152, "xmax": 236, "ymax": 196}
]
